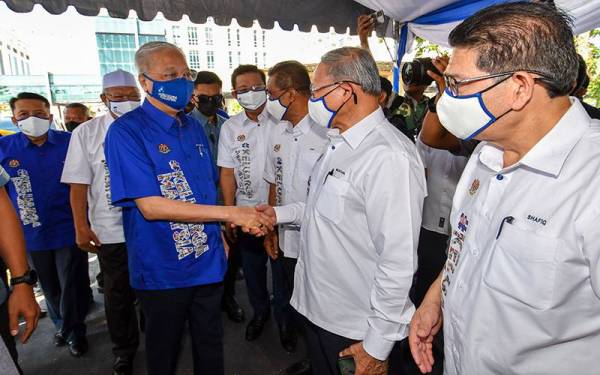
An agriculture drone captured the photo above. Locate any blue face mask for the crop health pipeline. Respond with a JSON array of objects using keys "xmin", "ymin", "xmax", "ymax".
[{"xmin": 144, "ymin": 74, "xmax": 194, "ymax": 111}]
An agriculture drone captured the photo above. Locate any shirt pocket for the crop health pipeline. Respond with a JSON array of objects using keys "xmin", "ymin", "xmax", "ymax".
[
  {"xmin": 483, "ymin": 223, "xmax": 558, "ymax": 310},
  {"xmin": 315, "ymin": 176, "xmax": 350, "ymax": 224},
  {"xmin": 297, "ymin": 150, "xmax": 321, "ymax": 181}
]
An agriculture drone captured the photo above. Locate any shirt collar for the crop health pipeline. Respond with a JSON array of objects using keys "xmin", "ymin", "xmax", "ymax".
[
  {"xmin": 141, "ymin": 100, "xmax": 183, "ymax": 130},
  {"xmin": 339, "ymin": 107, "xmax": 383, "ymax": 150},
  {"xmin": 285, "ymin": 114, "xmax": 312, "ymax": 135},
  {"xmin": 478, "ymin": 98, "xmax": 591, "ymax": 177},
  {"xmin": 18, "ymin": 129, "xmax": 57, "ymax": 148},
  {"xmin": 241, "ymin": 108, "xmax": 270, "ymax": 126}
]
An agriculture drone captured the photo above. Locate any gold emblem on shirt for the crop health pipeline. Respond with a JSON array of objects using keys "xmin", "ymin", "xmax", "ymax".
[
  {"xmin": 158, "ymin": 144, "xmax": 171, "ymax": 154},
  {"xmin": 274, "ymin": 144, "xmax": 281, "ymax": 152},
  {"xmin": 8, "ymin": 159, "xmax": 19, "ymax": 168},
  {"xmin": 237, "ymin": 134, "xmax": 246, "ymax": 142},
  {"xmin": 468, "ymin": 179, "xmax": 480, "ymax": 196}
]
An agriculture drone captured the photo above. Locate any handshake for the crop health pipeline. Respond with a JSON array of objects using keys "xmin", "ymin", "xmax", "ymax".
[{"xmin": 228, "ymin": 204, "xmax": 277, "ymax": 237}]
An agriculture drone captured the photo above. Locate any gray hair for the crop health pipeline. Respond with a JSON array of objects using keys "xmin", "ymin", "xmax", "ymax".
[
  {"xmin": 135, "ymin": 41, "xmax": 185, "ymax": 73},
  {"xmin": 320, "ymin": 47, "xmax": 381, "ymax": 96}
]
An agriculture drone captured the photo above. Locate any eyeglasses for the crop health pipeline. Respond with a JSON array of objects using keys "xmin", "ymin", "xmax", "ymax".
[
  {"xmin": 234, "ymin": 85, "xmax": 266, "ymax": 95},
  {"xmin": 267, "ymin": 88, "xmax": 288, "ymax": 101},
  {"xmin": 444, "ymin": 70, "xmax": 554, "ymax": 96},
  {"xmin": 146, "ymin": 70, "xmax": 197, "ymax": 82},
  {"xmin": 309, "ymin": 81, "xmax": 360, "ymax": 98}
]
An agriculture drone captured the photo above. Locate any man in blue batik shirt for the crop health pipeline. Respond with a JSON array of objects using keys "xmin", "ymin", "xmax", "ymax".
[
  {"xmin": 104, "ymin": 41, "xmax": 271, "ymax": 375},
  {"xmin": 0, "ymin": 92, "xmax": 89, "ymax": 357}
]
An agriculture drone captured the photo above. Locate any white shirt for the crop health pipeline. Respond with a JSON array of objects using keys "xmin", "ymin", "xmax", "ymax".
[
  {"xmin": 217, "ymin": 110, "xmax": 276, "ymax": 206},
  {"xmin": 442, "ymin": 99, "xmax": 600, "ymax": 375},
  {"xmin": 264, "ymin": 115, "xmax": 328, "ymax": 259},
  {"xmin": 275, "ymin": 108, "xmax": 427, "ymax": 360},
  {"xmin": 61, "ymin": 113, "xmax": 125, "ymax": 244},
  {"xmin": 416, "ymin": 137, "xmax": 468, "ymax": 235}
]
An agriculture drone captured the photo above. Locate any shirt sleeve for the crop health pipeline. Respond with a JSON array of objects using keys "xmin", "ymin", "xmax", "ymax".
[
  {"xmin": 264, "ymin": 137, "xmax": 276, "ymax": 184},
  {"xmin": 0, "ymin": 165, "xmax": 9, "ymax": 187},
  {"xmin": 579, "ymin": 206, "xmax": 600, "ymax": 298},
  {"xmin": 217, "ymin": 121, "xmax": 235, "ymax": 168},
  {"xmin": 61, "ymin": 127, "xmax": 93, "ymax": 184},
  {"xmin": 104, "ymin": 122, "xmax": 161, "ymax": 207},
  {"xmin": 274, "ymin": 202, "xmax": 305, "ymax": 226},
  {"xmin": 361, "ymin": 152, "xmax": 426, "ymax": 360}
]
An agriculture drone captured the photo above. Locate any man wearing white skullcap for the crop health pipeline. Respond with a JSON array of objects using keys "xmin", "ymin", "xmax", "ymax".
[{"xmin": 61, "ymin": 69, "xmax": 141, "ymax": 374}]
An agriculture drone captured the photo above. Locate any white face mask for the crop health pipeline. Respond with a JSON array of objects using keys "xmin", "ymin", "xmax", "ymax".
[
  {"xmin": 18, "ymin": 116, "xmax": 51, "ymax": 137},
  {"xmin": 308, "ymin": 96, "xmax": 337, "ymax": 128},
  {"xmin": 109, "ymin": 100, "xmax": 140, "ymax": 117},
  {"xmin": 237, "ymin": 90, "xmax": 267, "ymax": 111},
  {"xmin": 437, "ymin": 88, "xmax": 511, "ymax": 140},
  {"xmin": 265, "ymin": 97, "xmax": 288, "ymax": 121}
]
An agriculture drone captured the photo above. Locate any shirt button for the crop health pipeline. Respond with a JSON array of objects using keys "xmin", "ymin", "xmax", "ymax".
[
  {"xmin": 472, "ymin": 248, "xmax": 479, "ymax": 257},
  {"xmin": 331, "ymin": 145, "xmax": 336, "ymax": 150},
  {"xmin": 496, "ymin": 174, "xmax": 504, "ymax": 180}
]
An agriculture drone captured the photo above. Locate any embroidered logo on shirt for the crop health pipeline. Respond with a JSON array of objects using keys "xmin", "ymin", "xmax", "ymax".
[
  {"xmin": 468, "ymin": 179, "xmax": 480, "ymax": 196},
  {"xmin": 101, "ymin": 160, "xmax": 115, "ymax": 209},
  {"xmin": 275, "ymin": 157, "xmax": 283, "ymax": 205},
  {"xmin": 441, "ymin": 212, "xmax": 469, "ymax": 303},
  {"xmin": 233, "ymin": 142, "xmax": 254, "ymax": 199},
  {"xmin": 457, "ymin": 213, "xmax": 469, "ymax": 232},
  {"xmin": 11, "ymin": 169, "xmax": 41, "ymax": 228},
  {"xmin": 237, "ymin": 134, "xmax": 246, "ymax": 142},
  {"xmin": 274, "ymin": 144, "xmax": 281, "ymax": 152},
  {"xmin": 157, "ymin": 160, "xmax": 209, "ymax": 260},
  {"xmin": 527, "ymin": 215, "xmax": 547, "ymax": 226},
  {"xmin": 158, "ymin": 144, "xmax": 171, "ymax": 154},
  {"xmin": 8, "ymin": 159, "xmax": 19, "ymax": 168}
]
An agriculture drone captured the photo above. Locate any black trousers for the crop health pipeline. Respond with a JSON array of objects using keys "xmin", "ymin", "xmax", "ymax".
[
  {"xmin": 0, "ymin": 260, "xmax": 20, "ymax": 374},
  {"xmin": 237, "ymin": 232, "xmax": 289, "ymax": 324},
  {"xmin": 29, "ymin": 246, "xmax": 88, "ymax": 339},
  {"xmin": 97, "ymin": 243, "xmax": 139, "ymax": 358},
  {"xmin": 222, "ymin": 240, "xmax": 242, "ymax": 301},
  {"xmin": 136, "ymin": 283, "xmax": 224, "ymax": 375},
  {"xmin": 411, "ymin": 228, "xmax": 449, "ymax": 307},
  {"xmin": 303, "ymin": 315, "xmax": 405, "ymax": 375}
]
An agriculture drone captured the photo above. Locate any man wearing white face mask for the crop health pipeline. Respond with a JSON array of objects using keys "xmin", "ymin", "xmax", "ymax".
[
  {"xmin": 0, "ymin": 92, "xmax": 89, "ymax": 357},
  {"xmin": 256, "ymin": 47, "xmax": 426, "ymax": 374},
  {"xmin": 409, "ymin": 3, "xmax": 600, "ymax": 375},
  {"xmin": 217, "ymin": 64, "xmax": 285, "ymax": 343},
  {"xmin": 61, "ymin": 69, "xmax": 141, "ymax": 374}
]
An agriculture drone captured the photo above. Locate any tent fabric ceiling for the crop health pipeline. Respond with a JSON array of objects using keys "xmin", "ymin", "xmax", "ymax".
[{"xmin": 1, "ymin": 0, "xmax": 377, "ymax": 33}]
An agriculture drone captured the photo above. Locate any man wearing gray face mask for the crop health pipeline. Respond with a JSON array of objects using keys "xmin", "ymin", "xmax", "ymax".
[
  {"xmin": 409, "ymin": 3, "xmax": 600, "ymax": 375},
  {"xmin": 217, "ymin": 65, "xmax": 286, "ymax": 343}
]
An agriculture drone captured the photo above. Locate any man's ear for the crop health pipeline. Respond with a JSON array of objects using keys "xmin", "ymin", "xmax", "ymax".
[
  {"xmin": 232, "ymin": 90, "xmax": 238, "ymax": 100},
  {"xmin": 11, "ymin": 116, "xmax": 17, "ymax": 125},
  {"xmin": 510, "ymin": 72, "xmax": 536, "ymax": 111},
  {"xmin": 138, "ymin": 74, "xmax": 150, "ymax": 93},
  {"xmin": 49, "ymin": 114, "xmax": 54, "ymax": 123}
]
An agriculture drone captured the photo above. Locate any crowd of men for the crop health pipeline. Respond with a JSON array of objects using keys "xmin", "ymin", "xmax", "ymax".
[{"xmin": 0, "ymin": 2, "xmax": 599, "ymax": 375}]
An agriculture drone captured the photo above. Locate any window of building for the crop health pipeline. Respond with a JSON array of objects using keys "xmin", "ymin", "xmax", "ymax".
[
  {"xmin": 262, "ymin": 30, "xmax": 266, "ymax": 48},
  {"xmin": 253, "ymin": 30, "xmax": 258, "ymax": 48},
  {"xmin": 207, "ymin": 51, "xmax": 215, "ymax": 69},
  {"xmin": 227, "ymin": 28, "xmax": 231, "ymax": 47},
  {"xmin": 138, "ymin": 34, "xmax": 166, "ymax": 46},
  {"xmin": 228, "ymin": 51, "xmax": 233, "ymax": 69},
  {"xmin": 263, "ymin": 52, "xmax": 267, "ymax": 67},
  {"xmin": 95, "ymin": 33, "xmax": 137, "ymax": 76},
  {"xmin": 236, "ymin": 29, "xmax": 241, "ymax": 47},
  {"xmin": 205, "ymin": 27, "xmax": 213, "ymax": 46},
  {"xmin": 189, "ymin": 50, "xmax": 201, "ymax": 70},
  {"xmin": 254, "ymin": 52, "xmax": 258, "ymax": 66},
  {"xmin": 237, "ymin": 51, "xmax": 241, "ymax": 65},
  {"xmin": 188, "ymin": 27, "xmax": 198, "ymax": 45},
  {"xmin": 172, "ymin": 26, "xmax": 181, "ymax": 45}
]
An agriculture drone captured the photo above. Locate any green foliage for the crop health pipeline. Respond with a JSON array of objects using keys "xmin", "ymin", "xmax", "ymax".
[
  {"xmin": 583, "ymin": 30, "xmax": 600, "ymax": 107},
  {"xmin": 414, "ymin": 37, "xmax": 442, "ymax": 57}
]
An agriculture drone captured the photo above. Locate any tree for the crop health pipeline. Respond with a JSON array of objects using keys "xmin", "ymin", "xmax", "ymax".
[{"xmin": 582, "ymin": 29, "xmax": 600, "ymax": 107}]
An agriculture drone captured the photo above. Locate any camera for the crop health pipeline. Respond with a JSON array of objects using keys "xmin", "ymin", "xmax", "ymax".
[
  {"xmin": 370, "ymin": 10, "xmax": 385, "ymax": 25},
  {"xmin": 401, "ymin": 58, "xmax": 441, "ymax": 86}
]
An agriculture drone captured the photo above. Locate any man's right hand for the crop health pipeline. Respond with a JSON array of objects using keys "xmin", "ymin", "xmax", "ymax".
[
  {"xmin": 229, "ymin": 206, "xmax": 275, "ymax": 236},
  {"xmin": 427, "ymin": 55, "xmax": 450, "ymax": 98},
  {"xmin": 264, "ymin": 232, "xmax": 279, "ymax": 260},
  {"xmin": 75, "ymin": 225, "xmax": 101, "ymax": 253},
  {"xmin": 408, "ymin": 300, "xmax": 443, "ymax": 374},
  {"xmin": 357, "ymin": 15, "xmax": 375, "ymax": 49}
]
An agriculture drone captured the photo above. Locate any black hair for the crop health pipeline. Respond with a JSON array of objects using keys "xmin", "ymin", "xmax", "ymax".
[
  {"xmin": 379, "ymin": 76, "xmax": 393, "ymax": 100},
  {"xmin": 573, "ymin": 54, "xmax": 590, "ymax": 93},
  {"xmin": 231, "ymin": 65, "xmax": 266, "ymax": 89},
  {"xmin": 65, "ymin": 102, "xmax": 89, "ymax": 113},
  {"xmin": 448, "ymin": 2, "xmax": 578, "ymax": 97},
  {"xmin": 268, "ymin": 60, "xmax": 311, "ymax": 96},
  {"xmin": 9, "ymin": 92, "xmax": 50, "ymax": 112},
  {"xmin": 195, "ymin": 71, "xmax": 223, "ymax": 87}
]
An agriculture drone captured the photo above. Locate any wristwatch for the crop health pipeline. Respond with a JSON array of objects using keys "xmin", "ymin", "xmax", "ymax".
[{"xmin": 10, "ymin": 269, "xmax": 38, "ymax": 286}]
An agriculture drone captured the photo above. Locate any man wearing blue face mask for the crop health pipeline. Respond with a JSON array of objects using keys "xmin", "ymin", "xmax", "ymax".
[
  {"xmin": 218, "ymin": 65, "xmax": 285, "ymax": 344},
  {"xmin": 62, "ymin": 69, "xmax": 141, "ymax": 375},
  {"xmin": 104, "ymin": 42, "xmax": 272, "ymax": 375},
  {"xmin": 409, "ymin": 3, "xmax": 600, "ymax": 375},
  {"xmin": 0, "ymin": 92, "xmax": 89, "ymax": 357}
]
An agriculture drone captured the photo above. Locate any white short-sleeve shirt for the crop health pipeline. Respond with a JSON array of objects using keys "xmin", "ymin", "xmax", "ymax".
[
  {"xmin": 442, "ymin": 99, "xmax": 600, "ymax": 375},
  {"xmin": 264, "ymin": 115, "xmax": 328, "ymax": 258},
  {"xmin": 416, "ymin": 137, "xmax": 468, "ymax": 235},
  {"xmin": 61, "ymin": 113, "xmax": 125, "ymax": 244},
  {"xmin": 217, "ymin": 110, "xmax": 276, "ymax": 207}
]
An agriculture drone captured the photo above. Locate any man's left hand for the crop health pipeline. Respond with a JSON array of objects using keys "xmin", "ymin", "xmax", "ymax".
[
  {"xmin": 340, "ymin": 342, "xmax": 388, "ymax": 375},
  {"xmin": 8, "ymin": 284, "xmax": 40, "ymax": 343}
]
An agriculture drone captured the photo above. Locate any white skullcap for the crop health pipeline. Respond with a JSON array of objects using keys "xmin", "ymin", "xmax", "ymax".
[{"xmin": 102, "ymin": 69, "xmax": 137, "ymax": 89}]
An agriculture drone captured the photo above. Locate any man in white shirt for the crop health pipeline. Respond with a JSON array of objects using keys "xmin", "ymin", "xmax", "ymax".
[
  {"xmin": 409, "ymin": 3, "xmax": 600, "ymax": 375},
  {"xmin": 412, "ymin": 137, "xmax": 467, "ymax": 306},
  {"xmin": 258, "ymin": 47, "xmax": 426, "ymax": 374},
  {"xmin": 217, "ymin": 65, "xmax": 286, "ymax": 343},
  {"xmin": 61, "ymin": 69, "xmax": 141, "ymax": 375},
  {"xmin": 263, "ymin": 60, "xmax": 329, "ymax": 359}
]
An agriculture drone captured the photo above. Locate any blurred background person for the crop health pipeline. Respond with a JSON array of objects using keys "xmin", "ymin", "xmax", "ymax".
[{"xmin": 63, "ymin": 103, "xmax": 91, "ymax": 132}]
